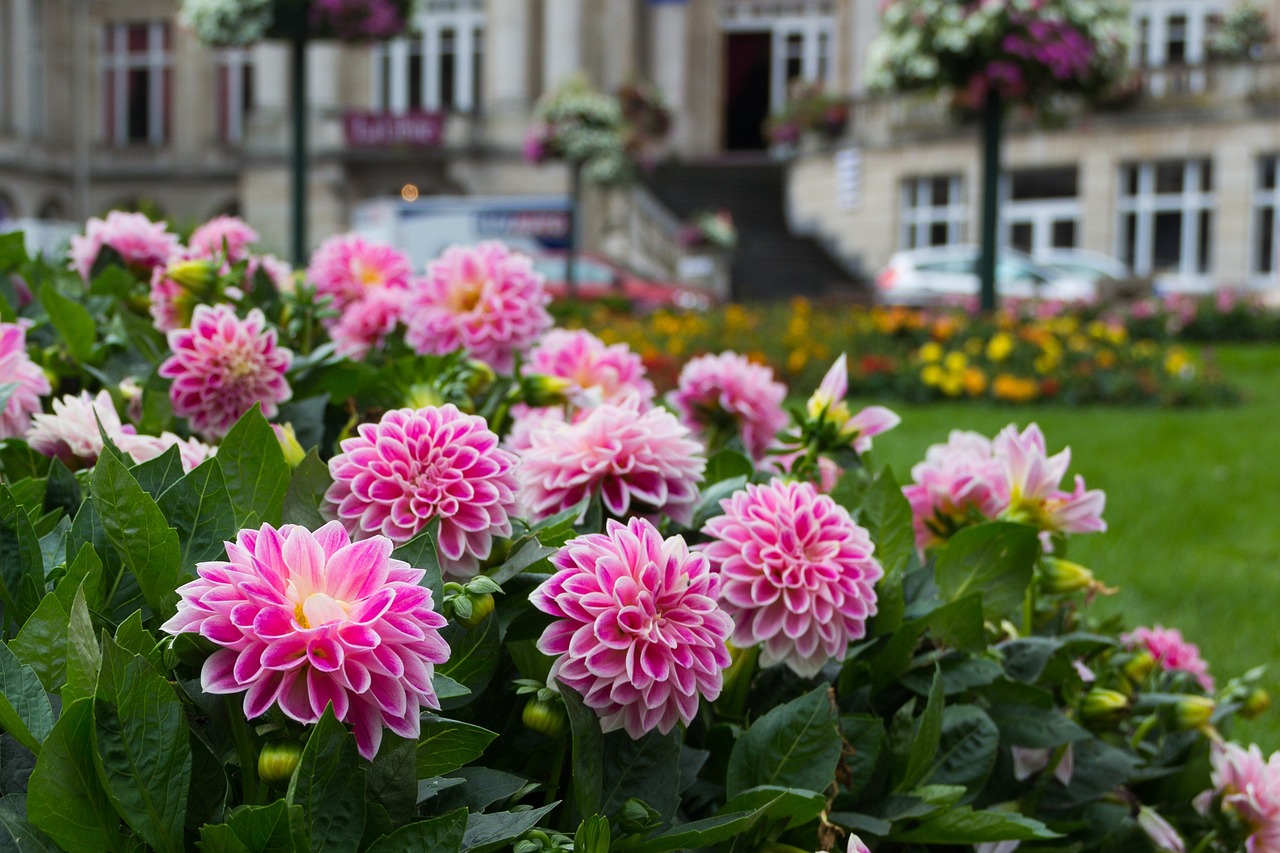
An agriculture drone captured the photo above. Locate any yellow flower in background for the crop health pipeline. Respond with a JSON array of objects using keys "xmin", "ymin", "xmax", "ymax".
[
  {"xmin": 787, "ymin": 348, "xmax": 807, "ymax": 374},
  {"xmin": 1165, "ymin": 348, "xmax": 1192, "ymax": 376},
  {"xmin": 986, "ymin": 332, "xmax": 1014, "ymax": 362},
  {"xmin": 1068, "ymin": 333, "xmax": 1090, "ymax": 352},
  {"xmin": 941, "ymin": 373, "xmax": 965, "ymax": 397},
  {"xmin": 1034, "ymin": 353, "xmax": 1058, "ymax": 374},
  {"xmin": 944, "ymin": 351, "xmax": 968, "ymax": 372},
  {"xmin": 965, "ymin": 337, "xmax": 984, "ymax": 356},
  {"xmin": 919, "ymin": 341, "xmax": 944, "ymax": 362},
  {"xmin": 993, "ymin": 374, "xmax": 1040, "ymax": 403},
  {"xmin": 1097, "ymin": 348, "xmax": 1117, "ymax": 369},
  {"xmin": 921, "ymin": 364, "xmax": 945, "ymax": 387}
]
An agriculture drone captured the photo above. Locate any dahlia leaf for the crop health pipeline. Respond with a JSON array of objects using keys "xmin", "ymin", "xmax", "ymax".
[
  {"xmin": 216, "ymin": 406, "xmax": 291, "ymax": 528},
  {"xmin": 486, "ymin": 536, "xmax": 556, "ymax": 586},
  {"xmin": 0, "ymin": 231, "xmax": 26, "ymax": 275},
  {"xmin": 0, "ymin": 795, "xmax": 59, "ymax": 852},
  {"xmin": 934, "ymin": 521, "xmax": 1041, "ymax": 622},
  {"xmin": 718, "ymin": 785, "xmax": 826, "ymax": 830},
  {"xmin": 366, "ymin": 733, "xmax": 417, "ymax": 826},
  {"xmin": 157, "ymin": 457, "xmax": 239, "ymax": 569},
  {"xmin": 92, "ymin": 635, "xmax": 191, "ymax": 853},
  {"xmin": 282, "ymin": 449, "xmax": 331, "ymax": 529},
  {"xmin": 561, "ymin": 687, "xmax": 604, "ymax": 818},
  {"xmin": 286, "ymin": 706, "xmax": 366, "ymax": 853},
  {"xmin": 43, "ymin": 457, "xmax": 83, "ymax": 518},
  {"xmin": 26, "ymin": 698, "xmax": 119, "ymax": 853},
  {"xmin": 391, "ymin": 520, "xmax": 444, "ymax": 609},
  {"xmin": 433, "ymin": 767, "xmax": 533, "ymax": 812},
  {"xmin": 11, "ymin": 591, "xmax": 72, "ymax": 692},
  {"xmin": 414, "ymin": 718, "xmax": 498, "ymax": 780},
  {"xmin": 130, "ymin": 446, "xmax": 186, "ymax": 501},
  {"xmin": 90, "ymin": 452, "xmax": 182, "ymax": 621},
  {"xmin": 725, "ymin": 684, "xmax": 841, "ymax": 800},
  {"xmin": 985, "ymin": 702, "xmax": 1089, "ymax": 749},
  {"xmin": 0, "ymin": 642, "xmax": 52, "ymax": 754},
  {"xmin": 364, "ymin": 808, "xmax": 466, "ymax": 853},
  {"xmin": 893, "ymin": 667, "xmax": 944, "ymax": 792},
  {"xmin": 38, "ymin": 284, "xmax": 97, "ymax": 365},
  {"xmin": 859, "ymin": 467, "xmax": 915, "ymax": 582},
  {"xmin": 839, "ymin": 714, "xmax": 888, "ymax": 801},
  {"xmin": 0, "ymin": 482, "xmax": 44, "ymax": 632},
  {"xmin": 889, "ymin": 805, "xmax": 1060, "ymax": 843},
  {"xmin": 198, "ymin": 799, "xmax": 303, "ymax": 853},
  {"xmin": 601, "ymin": 728, "xmax": 682, "ymax": 828},
  {"xmin": 704, "ymin": 449, "xmax": 753, "ymax": 485},
  {"xmin": 923, "ymin": 705, "xmax": 1000, "ymax": 792},
  {"xmin": 460, "ymin": 802, "xmax": 557, "ymax": 853},
  {"xmin": 63, "ymin": 586, "xmax": 100, "ymax": 706},
  {"xmin": 437, "ymin": 615, "xmax": 501, "ymax": 698},
  {"xmin": 690, "ymin": 475, "xmax": 749, "ymax": 531}
]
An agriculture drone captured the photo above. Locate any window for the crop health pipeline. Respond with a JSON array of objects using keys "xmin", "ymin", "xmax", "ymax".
[
  {"xmin": 1252, "ymin": 155, "xmax": 1280, "ymax": 284},
  {"xmin": 900, "ymin": 175, "xmax": 966, "ymax": 250},
  {"xmin": 216, "ymin": 48, "xmax": 254, "ymax": 144},
  {"xmin": 373, "ymin": 0, "xmax": 484, "ymax": 114},
  {"xmin": 1117, "ymin": 159, "xmax": 1214, "ymax": 281},
  {"xmin": 103, "ymin": 22, "xmax": 171, "ymax": 146},
  {"xmin": 1129, "ymin": 1, "xmax": 1217, "ymax": 66},
  {"xmin": 1004, "ymin": 166, "xmax": 1081, "ymax": 256}
]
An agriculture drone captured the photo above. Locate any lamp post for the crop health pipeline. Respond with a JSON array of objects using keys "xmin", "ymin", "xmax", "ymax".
[
  {"xmin": 287, "ymin": 8, "xmax": 309, "ymax": 267},
  {"xmin": 978, "ymin": 88, "xmax": 1002, "ymax": 313}
]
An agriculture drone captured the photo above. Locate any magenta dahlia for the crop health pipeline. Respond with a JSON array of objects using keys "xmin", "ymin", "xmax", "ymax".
[
  {"xmin": 531, "ymin": 517, "xmax": 733, "ymax": 737},
  {"xmin": 161, "ymin": 521, "xmax": 449, "ymax": 759},
  {"xmin": 159, "ymin": 304, "xmax": 293, "ymax": 440},
  {"xmin": 328, "ymin": 288, "xmax": 409, "ymax": 359},
  {"xmin": 1122, "ymin": 625, "xmax": 1214, "ymax": 692},
  {"xmin": 526, "ymin": 329, "xmax": 655, "ymax": 409},
  {"xmin": 188, "ymin": 215, "xmax": 260, "ymax": 265},
  {"xmin": 668, "ymin": 351, "xmax": 787, "ymax": 462},
  {"xmin": 702, "ymin": 479, "xmax": 883, "ymax": 678},
  {"xmin": 27, "ymin": 390, "xmax": 127, "ymax": 468},
  {"xmin": 307, "ymin": 234, "xmax": 413, "ymax": 313},
  {"xmin": 325, "ymin": 404, "xmax": 517, "ymax": 579},
  {"xmin": 516, "ymin": 399, "xmax": 705, "ymax": 525},
  {"xmin": 68, "ymin": 211, "xmax": 180, "ymax": 281},
  {"xmin": 404, "ymin": 242, "xmax": 553, "ymax": 373},
  {"xmin": 0, "ymin": 322, "xmax": 50, "ymax": 439},
  {"xmin": 903, "ymin": 429, "xmax": 1010, "ymax": 551}
]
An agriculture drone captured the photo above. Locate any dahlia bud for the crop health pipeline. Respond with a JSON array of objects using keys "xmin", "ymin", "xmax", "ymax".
[
  {"xmin": 465, "ymin": 359, "xmax": 497, "ymax": 396},
  {"xmin": 445, "ymin": 577, "xmax": 501, "ymax": 627},
  {"xmin": 1173, "ymin": 695, "xmax": 1216, "ymax": 730},
  {"xmin": 574, "ymin": 816, "xmax": 610, "ymax": 853},
  {"xmin": 522, "ymin": 696, "xmax": 567, "ymax": 739},
  {"xmin": 257, "ymin": 740, "xmax": 303, "ymax": 783},
  {"xmin": 1123, "ymin": 650, "xmax": 1157, "ymax": 685},
  {"xmin": 1040, "ymin": 557, "xmax": 1096, "ymax": 594},
  {"xmin": 272, "ymin": 423, "xmax": 307, "ymax": 468},
  {"xmin": 1081, "ymin": 687, "xmax": 1130, "ymax": 726},
  {"xmin": 1242, "ymin": 688, "xmax": 1271, "ymax": 720},
  {"xmin": 166, "ymin": 258, "xmax": 219, "ymax": 297},
  {"xmin": 404, "ymin": 382, "xmax": 445, "ymax": 410},
  {"xmin": 522, "ymin": 373, "xmax": 572, "ymax": 408},
  {"xmin": 617, "ymin": 798, "xmax": 661, "ymax": 835}
]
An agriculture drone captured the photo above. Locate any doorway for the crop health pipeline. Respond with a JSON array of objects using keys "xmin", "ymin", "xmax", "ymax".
[{"xmin": 723, "ymin": 32, "xmax": 771, "ymax": 151}]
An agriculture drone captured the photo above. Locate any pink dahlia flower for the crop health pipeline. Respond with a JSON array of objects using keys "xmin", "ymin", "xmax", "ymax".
[
  {"xmin": 701, "ymin": 479, "xmax": 883, "ymax": 677},
  {"xmin": 159, "ymin": 305, "xmax": 293, "ymax": 440},
  {"xmin": 188, "ymin": 215, "xmax": 259, "ymax": 265},
  {"xmin": 806, "ymin": 354, "xmax": 901, "ymax": 454},
  {"xmin": 161, "ymin": 521, "xmax": 449, "ymax": 760},
  {"xmin": 526, "ymin": 329, "xmax": 655, "ymax": 409},
  {"xmin": 114, "ymin": 431, "xmax": 216, "ymax": 473},
  {"xmin": 903, "ymin": 430, "xmax": 1009, "ymax": 551},
  {"xmin": 329, "ymin": 288, "xmax": 409, "ymax": 359},
  {"xmin": 517, "ymin": 399, "xmax": 705, "ymax": 526},
  {"xmin": 994, "ymin": 424, "xmax": 1106, "ymax": 536},
  {"xmin": 0, "ymin": 323, "xmax": 50, "ymax": 439},
  {"xmin": 1122, "ymin": 625, "xmax": 1214, "ymax": 691},
  {"xmin": 1202, "ymin": 742, "xmax": 1280, "ymax": 852},
  {"xmin": 404, "ymin": 242, "xmax": 553, "ymax": 373},
  {"xmin": 325, "ymin": 404, "xmax": 517, "ymax": 579},
  {"xmin": 531, "ymin": 517, "xmax": 733, "ymax": 737},
  {"xmin": 668, "ymin": 351, "xmax": 787, "ymax": 462},
  {"xmin": 504, "ymin": 404, "xmax": 568, "ymax": 457},
  {"xmin": 68, "ymin": 211, "xmax": 180, "ymax": 281},
  {"xmin": 307, "ymin": 234, "xmax": 413, "ymax": 313},
  {"xmin": 27, "ymin": 390, "xmax": 127, "ymax": 468}
]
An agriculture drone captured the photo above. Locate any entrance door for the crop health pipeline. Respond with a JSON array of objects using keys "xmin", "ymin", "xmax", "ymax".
[{"xmin": 723, "ymin": 32, "xmax": 771, "ymax": 151}]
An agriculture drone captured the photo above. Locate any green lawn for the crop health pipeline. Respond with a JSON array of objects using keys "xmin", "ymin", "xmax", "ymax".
[{"xmin": 857, "ymin": 345, "xmax": 1280, "ymax": 749}]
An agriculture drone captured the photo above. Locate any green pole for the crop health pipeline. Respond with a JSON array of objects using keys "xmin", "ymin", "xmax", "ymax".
[
  {"xmin": 566, "ymin": 160, "xmax": 581, "ymax": 299},
  {"xmin": 978, "ymin": 87, "xmax": 1002, "ymax": 313},
  {"xmin": 290, "ymin": 21, "xmax": 309, "ymax": 267}
]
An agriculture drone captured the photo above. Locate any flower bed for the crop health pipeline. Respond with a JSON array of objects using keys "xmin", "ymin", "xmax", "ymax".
[
  {"xmin": 574, "ymin": 299, "xmax": 1237, "ymax": 406},
  {"xmin": 0, "ymin": 217, "xmax": 1272, "ymax": 852}
]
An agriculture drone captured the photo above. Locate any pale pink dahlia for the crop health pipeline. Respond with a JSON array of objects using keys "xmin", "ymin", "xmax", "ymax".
[
  {"xmin": 328, "ymin": 288, "xmax": 409, "ymax": 359},
  {"xmin": 324, "ymin": 404, "xmax": 517, "ymax": 579},
  {"xmin": 668, "ymin": 351, "xmax": 787, "ymax": 462},
  {"xmin": 0, "ymin": 323, "xmax": 51, "ymax": 439},
  {"xmin": 161, "ymin": 521, "xmax": 449, "ymax": 760},
  {"xmin": 994, "ymin": 424, "xmax": 1106, "ymax": 537},
  {"xmin": 114, "ymin": 431, "xmax": 216, "ymax": 473},
  {"xmin": 306, "ymin": 234, "xmax": 413, "ymax": 312},
  {"xmin": 68, "ymin": 211, "xmax": 180, "ymax": 281},
  {"xmin": 702, "ymin": 479, "xmax": 883, "ymax": 677},
  {"xmin": 188, "ymin": 215, "xmax": 259, "ymax": 265},
  {"xmin": 517, "ymin": 399, "xmax": 705, "ymax": 526},
  {"xmin": 1122, "ymin": 625, "xmax": 1214, "ymax": 691},
  {"xmin": 1202, "ymin": 742, "xmax": 1280, "ymax": 852},
  {"xmin": 404, "ymin": 242, "xmax": 553, "ymax": 373},
  {"xmin": 531, "ymin": 517, "xmax": 733, "ymax": 737},
  {"xmin": 806, "ymin": 354, "xmax": 900, "ymax": 454},
  {"xmin": 526, "ymin": 329, "xmax": 655, "ymax": 409},
  {"xmin": 27, "ymin": 390, "xmax": 127, "ymax": 468},
  {"xmin": 159, "ymin": 305, "xmax": 293, "ymax": 440},
  {"xmin": 903, "ymin": 430, "xmax": 1009, "ymax": 551},
  {"xmin": 503, "ymin": 404, "xmax": 568, "ymax": 457}
]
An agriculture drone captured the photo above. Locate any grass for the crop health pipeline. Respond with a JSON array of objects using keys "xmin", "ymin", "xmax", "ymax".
[{"xmin": 856, "ymin": 344, "xmax": 1280, "ymax": 749}]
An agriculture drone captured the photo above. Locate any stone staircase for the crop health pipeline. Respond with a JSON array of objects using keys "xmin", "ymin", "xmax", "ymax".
[{"xmin": 643, "ymin": 160, "xmax": 869, "ymax": 302}]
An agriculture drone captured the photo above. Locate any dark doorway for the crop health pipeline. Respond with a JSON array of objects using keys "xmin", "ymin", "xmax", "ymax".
[{"xmin": 724, "ymin": 32, "xmax": 771, "ymax": 151}]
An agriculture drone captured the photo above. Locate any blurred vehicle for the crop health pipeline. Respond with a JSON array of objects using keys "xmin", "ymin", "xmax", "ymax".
[
  {"xmin": 1034, "ymin": 248, "xmax": 1130, "ymax": 283},
  {"xmin": 874, "ymin": 245, "xmax": 1097, "ymax": 305},
  {"xmin": 531, "ymin": 252, "xmax": 714, "ymax": 311}
]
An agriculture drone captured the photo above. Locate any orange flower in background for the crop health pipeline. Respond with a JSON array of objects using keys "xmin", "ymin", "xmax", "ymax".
[
  {"xmin": 993, "ymin": 373, "xmax": 1040, "ymax": 403},
  {"xmin": 964, "ymin": 367, "xmax": 988, "ymax": 396}
]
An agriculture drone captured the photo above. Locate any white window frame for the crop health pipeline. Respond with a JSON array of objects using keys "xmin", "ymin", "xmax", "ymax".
[
  {"xmin": 103, "ymin": 21, "xmax": 170, "ymax": 147},
  {"xmin": 1116, "ymin": 159, "xmax": 1214, "ymax": 284},
  {"xmin": 216, "ymin": 47, "xmax": 252, "ymax": 145},
  {"xmin": 373, "ymin": 0, "xmax": 484, "ymax": 114},
  {"xmin": 899, "ymin": 175, "xmax": 966, "ymax": 251},
  {"xmin": 1129, "ymin": 0, "xmax": 1226, "ymax": 94},
  {"xmin": 1002, "ymin": 167, "xmax": 1082, "ymax": 257},
  {"xmin": 720, "ymin": 1, "xmax": 836, "ymax": 112},
  {"xmin": 1250, "ymin": 154, "xmax": 1280, "ymax": 288}
]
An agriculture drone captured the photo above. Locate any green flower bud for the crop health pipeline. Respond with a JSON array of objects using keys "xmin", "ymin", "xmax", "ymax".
[
  {"xmin": 457, "ymin": 591, "xmax": 495, "ymax": 627},
  {"xmin": 465, "ymin": 359, "xmax": 497, "ymax": 395},
  {"xmin": 522, "ymin": 373, "xmax": 573, "ymax": 407},
  {"xmin": 1081, "ymin": 687, "xmax": 1130, "ymax": 726},
  {"xmin": 405, "ymin": 382, "xmax": 445, "ymax": 410},
  {"xmin": 1123, "ymin": 650, "xmax": 1157, "ymax": 685},
  {"xmin": 273, "ymin": 423, "xmax": 307, "ymax": 468},
  {"xmin": 257, "ymin": 740, "xmax": 303, "ymax": 783},
  {"xmin": 617, "ymin": 797, "xmax": 660, "ymax": 835},
  {"xmin": 1242, "ymin": 688, "xmax": 1272, "ymax": 720},
  {"xmin": 166, "ymin": 258, "xmax": 219, "ymax": 296},
  {"xmin": 522, "ymin": 696, "xmax": 567, "ymax": 739},
  {"xmin": 573, "ymin": 815, "xmax": 611, "ymax": 853},
  {"xmin": 1040, "ymin": 557, "xmax": 1096, "ymax": 594},
  {"xmin": 1174, "ymin": 695, "xmax": 1216, "ymax": 730}
]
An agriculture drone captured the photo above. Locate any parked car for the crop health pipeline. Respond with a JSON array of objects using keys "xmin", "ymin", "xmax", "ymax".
[
  {"xmin": 531, "ymin": 252, "xmax": 714, "ymax": 311},
  {"xmin": 1034, "ymin": 248, "xmax": 1130, "ymax": 283},
  {"xmin": 874, "ymin": 245, "xmax": 1098, "ymax": 305}
]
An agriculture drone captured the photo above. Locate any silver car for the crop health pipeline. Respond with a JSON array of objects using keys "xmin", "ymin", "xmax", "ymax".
[{"xmin": 875, "ymin": 246, "xmax": 1098, "ymax": 305}]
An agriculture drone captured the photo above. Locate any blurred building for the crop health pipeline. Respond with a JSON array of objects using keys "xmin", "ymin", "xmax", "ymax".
[{"xmin": 0, "ymin": 0, "xmax": 1278, "ymax": 293}]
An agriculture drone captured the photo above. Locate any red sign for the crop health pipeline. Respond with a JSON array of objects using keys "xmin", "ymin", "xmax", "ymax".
[{"xmin": 344, "ymin": 111, "xmax": 445, "ymax": 148}]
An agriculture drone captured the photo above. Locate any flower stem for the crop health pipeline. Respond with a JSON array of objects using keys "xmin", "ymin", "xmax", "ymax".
[
  {"xmin": 225, "ymin": 696, "xmax": 263, "ymax": 805},
  {"xmin": 716, "ymin": 644, "xmax": 760, "ymax": 723}
]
